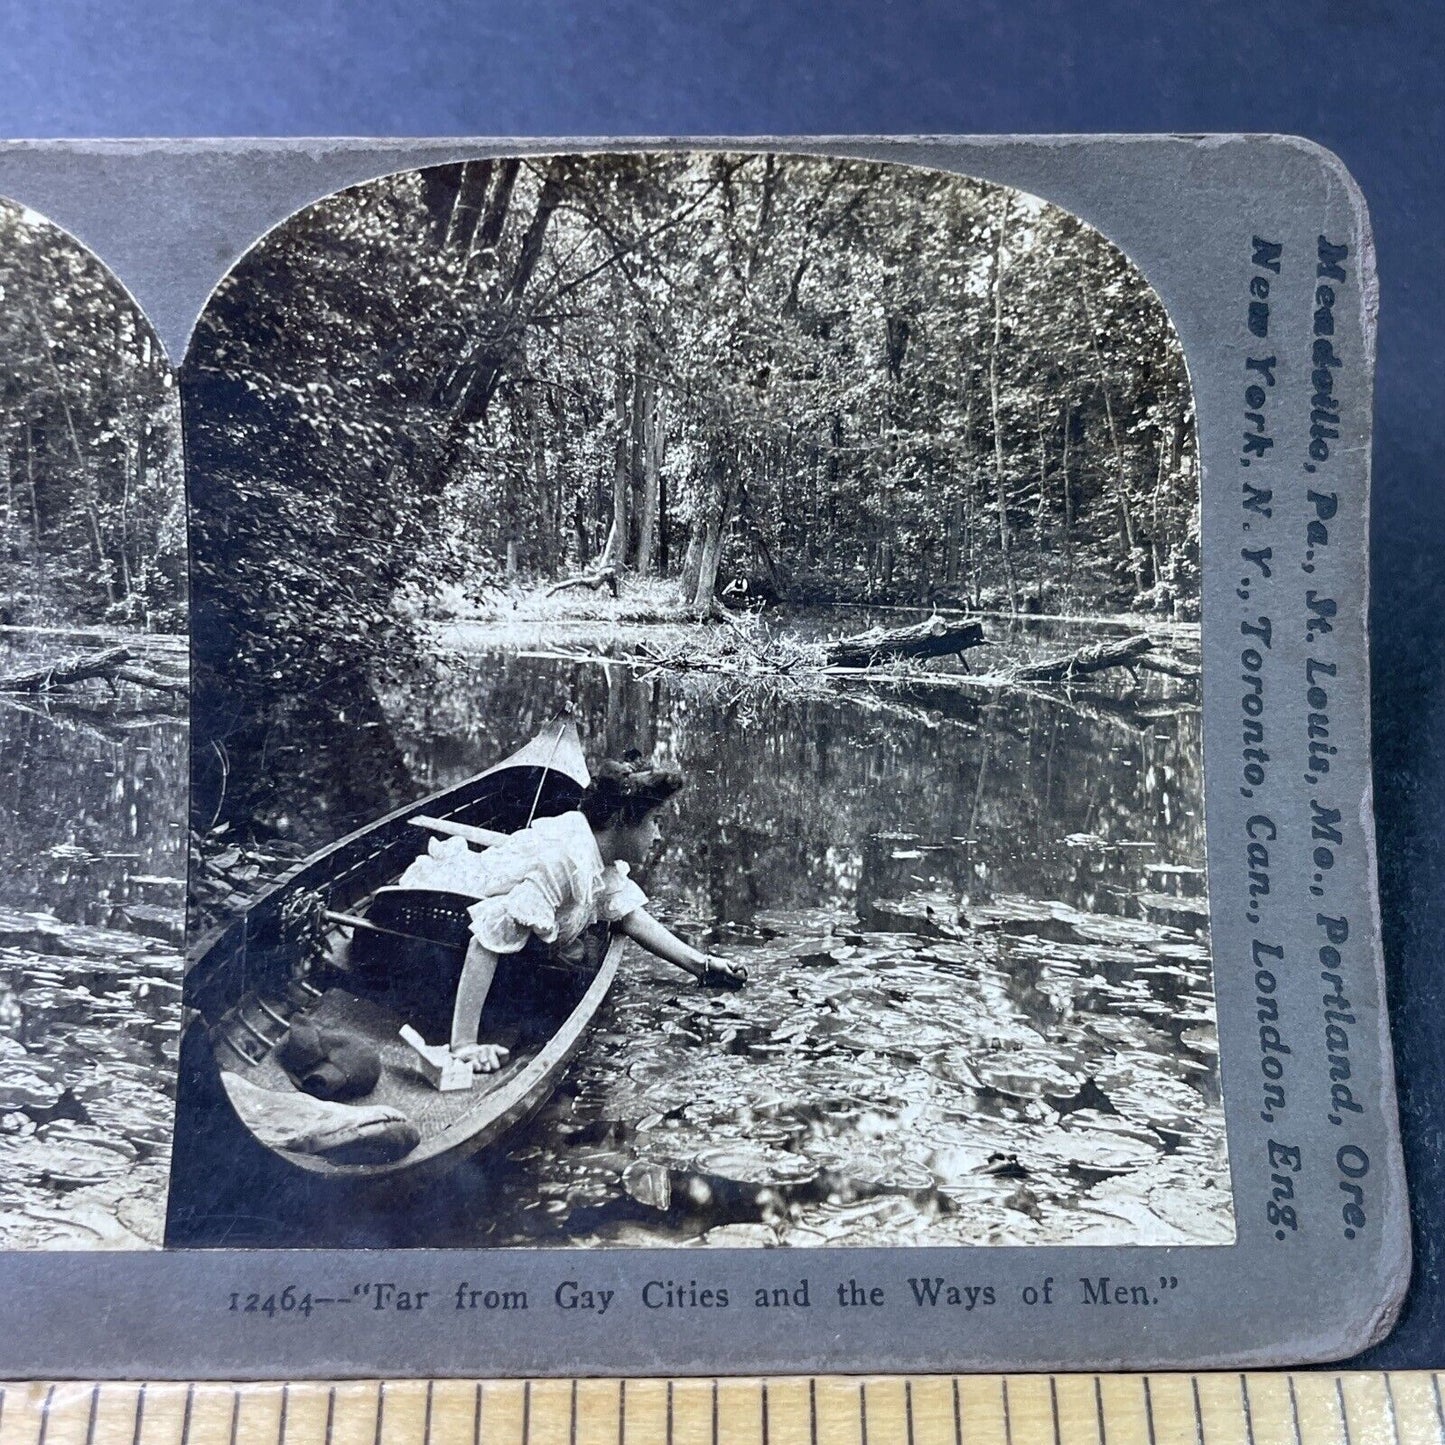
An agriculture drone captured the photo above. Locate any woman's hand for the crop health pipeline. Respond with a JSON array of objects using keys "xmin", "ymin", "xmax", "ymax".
[
  {"xmin": 700, "ymin": 956, "xmax": 748, "ymax": 990},
  {"xmin": 452, "ymin": 1042, "xmax": 511, "ymax": 1073},
  {"xmin": 618, "ymin": 911, "xmax": 748, "ymax": 990}
]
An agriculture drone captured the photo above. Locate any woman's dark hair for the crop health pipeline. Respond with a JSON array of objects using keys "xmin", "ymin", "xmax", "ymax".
[{"xmin": 580, "ymin": 756, "xmax": 684, "ymax": 830}]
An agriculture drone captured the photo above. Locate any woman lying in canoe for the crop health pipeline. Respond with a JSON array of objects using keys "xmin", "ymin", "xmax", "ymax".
[{"xmin": 398, "ymin": 755, "xmax": 748, "ymax": 1074}]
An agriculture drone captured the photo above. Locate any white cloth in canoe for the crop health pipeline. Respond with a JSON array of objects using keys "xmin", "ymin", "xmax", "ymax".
[
  {"xmin": 396, "ymin": 810, "xmax": 648, "ymax": 954},
  {"xmin": 219, "ymin": 1071, "xmax": 415, "ymax": 1158}
]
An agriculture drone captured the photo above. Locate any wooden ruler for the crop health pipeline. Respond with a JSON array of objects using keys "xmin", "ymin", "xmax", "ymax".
[{"xmin": 0, "ymin": 1374, "xmax": 1440, "ymax": 1445}]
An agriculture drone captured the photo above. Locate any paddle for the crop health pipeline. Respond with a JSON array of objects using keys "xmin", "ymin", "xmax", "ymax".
[{"xmin": 407, "ymin": 815, "xmax": 508, "ymax": 847}]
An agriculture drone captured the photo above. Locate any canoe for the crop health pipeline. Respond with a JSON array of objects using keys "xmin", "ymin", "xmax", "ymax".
[{"xmin": 166, "ymin": 719, "xmax": 625, "ymax": 1200}]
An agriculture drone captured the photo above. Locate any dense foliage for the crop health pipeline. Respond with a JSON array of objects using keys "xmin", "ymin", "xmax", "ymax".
[
  {"xmin": 0, "ymin": 200, "xmax": 185, "ymax": 632},
  {"xmin": 187, "ymin": 153, "xmax": 1198, "ymax": 687}
]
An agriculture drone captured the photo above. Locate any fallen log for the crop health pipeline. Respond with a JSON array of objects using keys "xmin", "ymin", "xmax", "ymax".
[
  {"xmin": 1010, "ymin": 633, "xmax": 1153, "ymax": 683},
  {"xmin": 1135, "ymin": 652, "xmax": 1200, "ymax": 682},
  {"xmin": 113, "ymin": 664, "xmax": 188, "ymax": 696},
  {"xmin": 545, "ymin": 565, "xmax": 619, "ymax": 598},
  {"xmin": 0, "ymin": 645, "xmax": 135, "ymax": 693},
  {"xmin": 821, "ymin": 615, "xmax": 987, "ymax": 669}
]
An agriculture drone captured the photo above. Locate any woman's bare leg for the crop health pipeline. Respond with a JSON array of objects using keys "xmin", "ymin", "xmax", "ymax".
[{"xmin": 450, "ymin": 939, "xmax": 508, "ymax": 1073}]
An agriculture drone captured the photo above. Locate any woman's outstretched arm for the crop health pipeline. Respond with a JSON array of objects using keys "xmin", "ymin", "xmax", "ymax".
[
  {"xmin": 449, "ymin": 938, "xmax": 509, "ymax": 1072},
  {"xmin": 618, "ymin": 909, "xmax": 747, "ymax": 987}
]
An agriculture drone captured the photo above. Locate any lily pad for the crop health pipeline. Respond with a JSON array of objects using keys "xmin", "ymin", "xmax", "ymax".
[{"xmin": 691, "ymin": 1143, "xmax": 817, "ymax": 1187}]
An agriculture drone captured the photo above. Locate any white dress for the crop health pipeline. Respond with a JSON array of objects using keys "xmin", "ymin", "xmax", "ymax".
[{"xmin": 397, "ymin": 811, "xmax": 648, "ymax": 954}]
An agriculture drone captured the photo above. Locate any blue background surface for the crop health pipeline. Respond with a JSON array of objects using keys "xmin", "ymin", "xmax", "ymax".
[{"xmin": 0, "ymin": 0, "xmax": 1440, "ymax": 1368}]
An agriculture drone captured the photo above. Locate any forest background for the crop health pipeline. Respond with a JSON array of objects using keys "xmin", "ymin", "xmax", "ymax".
[
  {"xmin": 175, "ymin": 156, "xmax": 1221, "ymax": 1253},
  {"xmin": 0, "ymin": 200, "xmax": 186, "ymax": 635},
  {"xmin": 187, "ymin": 152, "xmax": 1201, "ymax": 694}
]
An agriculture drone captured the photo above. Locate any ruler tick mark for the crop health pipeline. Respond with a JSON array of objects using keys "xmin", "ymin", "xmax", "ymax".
[
  {"xmin": 571, "ymin": 1379, "xmax": 578, "ymax": 1445},
  {"xmin": 227, "ymin": 1387, "xmax": 238, "ymax": 1445},
  {"xmin": 1337, "ymin": 1377, "xmax": 1353, "ymax": 1445},
  {"xmin": 424, "ymin": 1382, "xmax": 434, "ymax": 1445},
  {"xmin": 953, "ymin": 1378, "xmax": 962, "ymax": 1445},
  {"xmin": 1003, "ymin": 1378, "xmax": 1013, "ymax": 1445},
  {"xmin": 375, "ymin": 1383, "xmax": 386, "ymax": 1445},
  {"xmin": 523, "ymin": 1381, "xmax": 532, "ymax": 1445},
  {"xmin": 1287, "ymin": 1376, "xmax": 1303, "ymax": 1445},
  {"xmin": 620, "ymin": 1378, "xmax": 627, "ymax": 1445},
  {"xmin": 325, "ymin": 1388, "xmax": 336, "ymax": 1445},
  {"xmin": 86, "ymin": 1383, "xmax": 102, "ymax": 1445},
  {"xmin": 1383, "ymin": 1374, "xmax": 1401, "ymax": 1445},
  {"xmin": 808, "ymin": 1378, "xmax": 817, "ymax": 1445},
  {"xmin": 1050, "ymin": 1377, "xmax": 1063, "ymax": 1445},
  {"xmin": 1144, "ymin": 1378, "xmax": 1157, "ymax": 1445},
  {"xmin": 1431, "ymin": 1375, "xmax": 1445, "ymax": 1445},
  {"xmin": 1096, "ymin": 1377, "xmax": 1108, "ymax": 1445},
  {"xmin": 280, "ymin": 1384, "xmax": 290, "ymax": 1445},
  {"xmin": 906, "ymin": 1380, "xmax": 915, "ymax": 1445},
  {"xmin": 36, "ymin": 1382, "xmax": 55, "ymax": 1445},
  {"xmin": 1241, "ymin": 1375, "xmax": 1257, "ymax": 1445},
  {"xmin": 859, "ymin": 1382, "xmax": 868, "ymax": 1445},
  {"xmin": 1191, "ymin": 1376, "xmax": 1205, "ymax": 1445}
]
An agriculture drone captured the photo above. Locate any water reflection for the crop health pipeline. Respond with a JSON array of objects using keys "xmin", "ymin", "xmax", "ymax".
[
  {"xmin": 0, "ymin": 637, "xmax": 186, "ymax": 1248},
  {"xmin": 211, "ymin": 618, "xmax": 1228, "ymax": 1248}
]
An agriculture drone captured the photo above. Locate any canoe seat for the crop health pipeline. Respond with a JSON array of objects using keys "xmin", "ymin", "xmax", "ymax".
[
  {"xmin": 347, "ymin": 887, "xmax": 605, "ymax": 1042},
  {"xmin": 356, "ymin": 886, "xmax": 476, "ymax": 951},
  {"xmin": 241, "ymin": 987, "xmax": 526, "ymax": 1154}
]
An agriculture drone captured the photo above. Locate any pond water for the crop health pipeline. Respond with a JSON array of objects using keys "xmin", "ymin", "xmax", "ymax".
[
  {"xmin": 198, "ymin": 613, "xmax": 1231, "ymax": 1249},
  {"xmin": 0, "ymin": 634, "xmax": 187, "ymax": 1248}
]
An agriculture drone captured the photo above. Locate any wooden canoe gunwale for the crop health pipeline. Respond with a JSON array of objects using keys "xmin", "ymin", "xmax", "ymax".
[
  {"xmin": 184, "ymin": 720, "xmax": 590, "ymax": 1021},
  {"xmin": 180, "ymin": 720, "xmax": 616, "ymax": 1183},
  {"xmin": 282, "ymin": 931, "xmax": 625, "ymax": 1180}
]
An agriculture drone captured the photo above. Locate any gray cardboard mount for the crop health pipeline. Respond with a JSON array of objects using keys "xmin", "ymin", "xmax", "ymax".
[{"xmin": 0, "ymin": 136, "xmax": 1406, "ymax": 1376}]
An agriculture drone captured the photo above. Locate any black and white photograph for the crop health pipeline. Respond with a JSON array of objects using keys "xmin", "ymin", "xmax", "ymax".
[
  {"xmin": 0, "ymin": 197, "xmax": 187, "ymax": 1248},
  {"xmin": 166, "ymin": 150, "xmax": 1230, "ymax": 1252}
]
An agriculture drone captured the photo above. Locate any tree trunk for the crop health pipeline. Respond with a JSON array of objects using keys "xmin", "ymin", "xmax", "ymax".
[
  {"xmin": 1078, "ymin": 274, "xmax": 1145, "ymax": 594},
  {"xmin": 572, "ymin": 494, "xmax": 589, "ymax": 568},
  {"xmin": 635, "ymin": 371, "xmax": 663, "ymax": 576},
  {"xmin": 679, "ymin": 519, "xmax": 704, "ymax": 603},
  {"xmin": 735, "ymin": 476, "xmax": 783, "ymax": 596},
  {"xmin": 24, "ymin": 290, "xmax": 116, "ymax": 604},
  {"xmin": 25, "ymin": 427, "xmax": 39, "ymax": 549},
  {"xmin": 823, "ymin": 616, "xmax": 986, "ymax": 669},
  {"xmin": 0, "ymin": 645, "xmax": 134, "ymax": 692},
  {"xmin": 957, "ymin": 375, "xmax": 978, "ymax": 606},
  {"xmin": 1150, "ymin": 440, "xmax": 1167, "ymax": 594},
  {"xmin": 657, "ymin": 444, "xmax": 670, "ymax": 575},
  {"xmin": 1033, "ymin": 401, "xmax": 1048, "ymax": 606},
  {"xmin": 987, "ymin": 201, "xmax": 1019, "ymax": 613},
  {"xmin": 826, "ymin": 415, "xmax": 843, "ymax": 571},
  {"xmin": 627, "ymin": 364, "xmax": 647, "ymax": 564},
  {"xmin": 804, "ymin": 448, "xmax": 820, "ymax": 567},
  {"xmin": 945, "ymin": 496, "xmax": 963, "ymax": 588},
  {"xmin": 1060, "ymin": 397, "xmax": 1073, "ymax": 589},
  {"xmin": 429, "ymin": 160, "xmax": 569, "ymax": 441},
  {"xmin": 523, "ymin": 382, "xmax": 553, "ymax": 575},
  {"xmin": 692, "ymin": 456, "xmax": 734, "ymax": 608},
  {"xmin": 0, "ymin": 443, "xmax": 10, "ymax": 560},
  {"xmin": 600, "ymin": 360, "xmax": 630, "ymax": 571},
  {"xmin": 117, "ymin": 434, "xmax": 135, "ymax": 606},
  {"xmin": 1011, "ymin": 633, "xmax": 1152, "ymax": 683},
  {"xmin": 474, "ymin": 160, "xmax": 519, "ymax": 259},
  {"xmin": 444, "ymin": 161, "xmax": 492, "ymax": 258}
]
